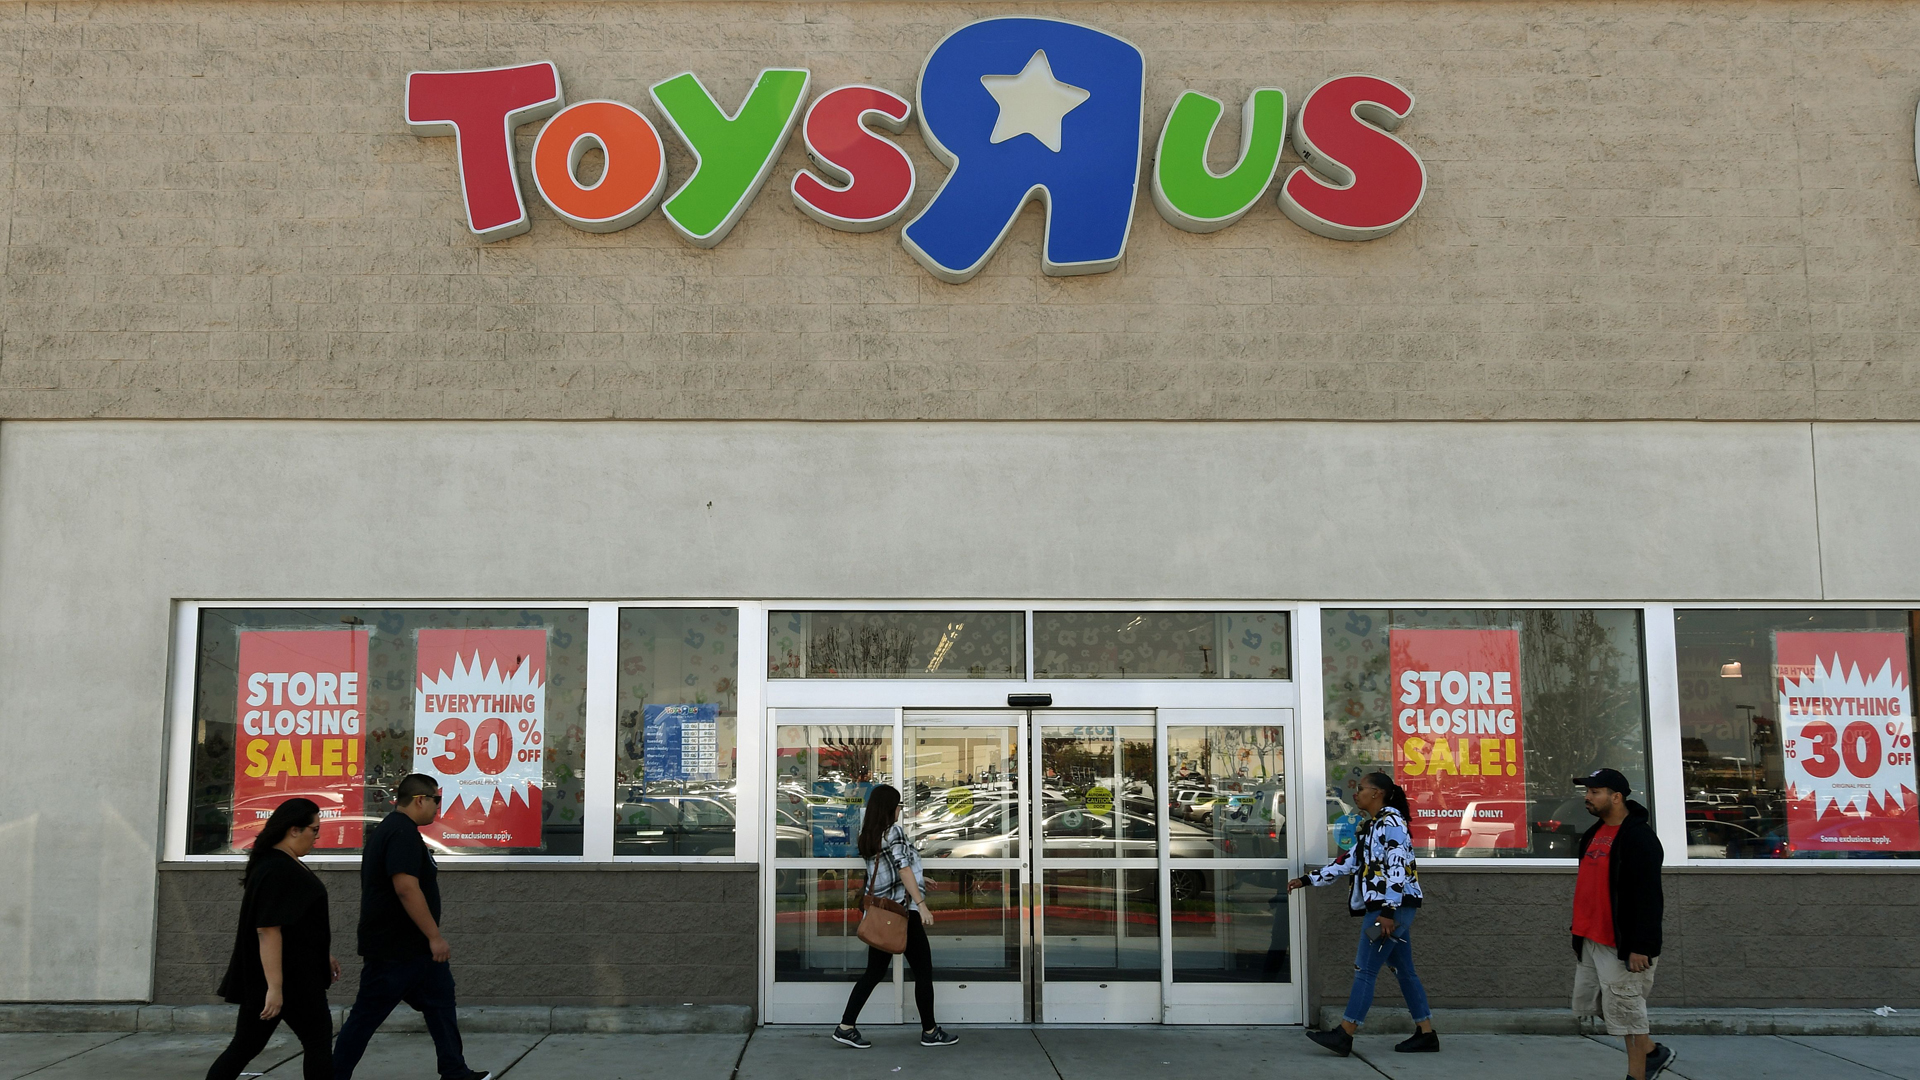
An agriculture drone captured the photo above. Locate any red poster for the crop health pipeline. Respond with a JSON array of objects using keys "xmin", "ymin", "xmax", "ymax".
[
  {"xmin": 1390, "ymin": 628, "xmax": 1528, "ymax": 849},
  {"xmin": 1776, "ymin": 631, "xmax": 1920, "ymax": 852},
  {"xmin": 414, "ymin": 628, "xmax": 546, "ymax": 848},
  {"xmin": 231, "ymin": 629, "xmax": 370, "ymax": 849}
]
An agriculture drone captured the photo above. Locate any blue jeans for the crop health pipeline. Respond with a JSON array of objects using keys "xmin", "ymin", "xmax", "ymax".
[
  {"xmin": 1343, "ymin": 907, "xmax": 1432, "ymax": 1026},
  {"xmin": 332, "ymin": 957, "xmax": 471, "ymax": 1080}
]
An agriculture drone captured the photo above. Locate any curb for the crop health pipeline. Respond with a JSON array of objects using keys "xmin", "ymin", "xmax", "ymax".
[
  {"xmin": 0, "ymin": 1003, "xmax": 754, "ymax": 1035},
  {"xmin": 1314, "ymin": 1006, "xmax": 1920, "ymax": 1037}
]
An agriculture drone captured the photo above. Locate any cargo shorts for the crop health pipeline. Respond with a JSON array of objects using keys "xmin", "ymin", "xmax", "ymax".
[{"xmin": 1571, "ymin": 936, "xmax": 1657, "ymax": 1035}]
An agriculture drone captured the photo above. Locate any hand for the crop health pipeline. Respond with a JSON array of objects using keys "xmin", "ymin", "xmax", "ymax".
[
  {"xmin": 1287, "ymin": 877, "xmax": 1306, "ymax": 893},
  {"xmin": 1377, "ymin": 916, "xmax": 1397, "ymax": 939},
  {"xmin": 1628, "ymin": 952, "xmax": 1650, "ymax": 973},
  {"xmin": 260, "ymin": 987, "xmax": 283, "ymax": 1020},
  {"xmin": 329, "ymin": 956, "xmax": 342, "ymax": 985},
  {"xmin": 429, "ymin": 934, "xmax": 452, "ymax": 963},
  {"xmin": 918, "ymin": 906, "xmax": 936, "ymax": 927}
]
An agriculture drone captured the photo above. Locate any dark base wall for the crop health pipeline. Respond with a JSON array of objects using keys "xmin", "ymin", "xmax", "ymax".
[
  {"xmin": 1308, "ymin": 868, "xmax": 1920, "ymax": 1014},
  {"xmin": 155, "ymin": 864, "xmax": 757, "ymax": 1008}
]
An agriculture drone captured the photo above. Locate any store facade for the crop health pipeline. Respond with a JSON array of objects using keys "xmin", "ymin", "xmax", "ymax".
[{"xmin": 4, "ymin": 1, "xmax": 1920, "ymax": 1023}]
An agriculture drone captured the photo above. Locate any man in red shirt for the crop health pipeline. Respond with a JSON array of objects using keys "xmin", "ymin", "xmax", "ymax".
[{"xmin": 1570, "ymin": 769, "xmax": 1673, "ymax": 1080}]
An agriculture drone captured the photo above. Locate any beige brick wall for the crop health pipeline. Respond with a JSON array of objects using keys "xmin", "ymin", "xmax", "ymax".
[{"xmin": 1, "ymin": 0, "xmax": 1917, "ymax": 420}]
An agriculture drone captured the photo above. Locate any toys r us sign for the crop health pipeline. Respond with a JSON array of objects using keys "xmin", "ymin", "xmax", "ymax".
[{"xmin": 405, "ymin": 17, "xmax": 1427, "ymax": 283}]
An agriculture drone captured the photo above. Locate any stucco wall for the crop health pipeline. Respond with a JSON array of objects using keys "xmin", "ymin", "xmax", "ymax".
[
  {"xmin": 152, "ymin": 864, "xmax": 759, "ymax": 1007},
  {"xmin": 2, "ymin": 1, "xmax": 1918, "ymax": 421},
  {"xmin": 0, "ymin": 417, "xmax": 1916, "ymax": 999}
]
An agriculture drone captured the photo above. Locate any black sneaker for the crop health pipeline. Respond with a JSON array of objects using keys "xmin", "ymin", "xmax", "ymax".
[
  {"xmin": 443, "ymin": 1072, "xmax": 492, "ymax": 1080},
  {"xmin": 920, "ymin": 1026, "xmax": 959, "ymax": 1046},
  {"xmin": 1306, "ymin": 1027, "xmax": 1353, "ymax": 1057},
  {"xmin": 832, "ymin": 1025, "xmax": 871, "ymax": 1049},
  {"xmin": 1646, "ymin": 1043, "xmax": 1677, "ymax": 1079},
  {"xmin": 1395, "ymin": 1028, "xmax": 1440, "ymax": 1053}
]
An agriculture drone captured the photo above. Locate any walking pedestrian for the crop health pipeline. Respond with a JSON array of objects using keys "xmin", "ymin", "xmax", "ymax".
[
  {"xmin": 1570, "ymin": 769, "xmax": 1675, "ymax": 1080},
  {"xmin": 206, "ymin": 798, "xmax": 339, "ymax": 1080},
  {"xmin": 831, "ymin": 783, "xmax": 959, "ymax": 1049},
  {"xmin": 331, "ymin": 774, "xmax": 491, "ymax": 1080},
  {"xmin": 1289, "ymin": 771, "xmax": 1438, "ymax": 1056}
]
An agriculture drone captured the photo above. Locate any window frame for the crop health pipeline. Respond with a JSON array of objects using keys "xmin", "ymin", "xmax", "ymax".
[
  {"xmin": 1305, "ymin": 601, "xmax": 1668, "ymax": 870},
  {"xmin": 161, "ymin": 599, "xmax": 764, "ymax": 866},
  {"xmin": 1664, "ymin": 602, "xmax": 1920, "ymax": 871}
]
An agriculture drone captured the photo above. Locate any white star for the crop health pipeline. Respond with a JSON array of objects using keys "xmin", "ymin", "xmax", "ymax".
[{"xmin": 980, "ymin": 50, "xmax": 1090, "ymax": 153}]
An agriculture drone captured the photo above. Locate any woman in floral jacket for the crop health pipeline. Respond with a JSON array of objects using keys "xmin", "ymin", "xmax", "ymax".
[{"xmin": 1289, "ymin": 771, "xmax": 1438, "ymax": 1056}]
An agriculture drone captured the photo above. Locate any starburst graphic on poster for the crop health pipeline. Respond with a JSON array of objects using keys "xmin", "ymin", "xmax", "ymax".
[{"xmin": 1780, "ymin": 650, "xmax": 1915, "ymax": 821}]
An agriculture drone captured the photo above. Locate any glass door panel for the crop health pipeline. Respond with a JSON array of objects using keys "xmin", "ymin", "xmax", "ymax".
[
  {"xmin": 1034, "ymin": 713, "xmax": 1161, "ymax": 1022},
  {"xmin": 1170, "ymin": 868, "xmax": 1291, "ymax": 982},
  {"xmin": 775, "ymin": 720, "xmax": 894, "ymax": 859},
  {"xmin": 773, "ymin": 868, "xmax": 870, "ymax": 982},
  {"xmin": 1040, "ymin": 868, "xmax": 1161, "ymax": 980},
  {"xmin": 768, "ymin": 711, "xmax": 900, "ymax": 1024},
  {"xmin": 904, "ymin": 714, "xmax": 1027, "ymax": 1022},
  {"xmin": 1039, "ymin": 724, "xmax": 1157, "ymax": 858},
  {"xmin": 905, "ymin": 724, "xmax": 1021, "ymax": 859},
  {"xmin": 1166, "ymin": 722, "xmax": 1288, "ymax": 860},
  {"xmin": 1161, "ymin": 711, "xmax": 1299, "ymax": 1023}
]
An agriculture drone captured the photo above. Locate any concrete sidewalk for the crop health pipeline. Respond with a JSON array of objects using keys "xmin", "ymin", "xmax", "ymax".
[{"xmin": 3, "ymin": 1027, "xmax": 1915, "ymax": 1080}]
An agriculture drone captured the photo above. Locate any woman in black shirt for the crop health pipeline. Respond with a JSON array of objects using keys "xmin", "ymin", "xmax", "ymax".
[{"xmin": 206, "ymin": 797, "xmax": 339, "ymax": 1080}]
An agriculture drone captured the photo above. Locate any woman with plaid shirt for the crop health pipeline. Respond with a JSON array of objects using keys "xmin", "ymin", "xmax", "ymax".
[{"xmin": 833, "ymin": 784, "xmax": 958, "ymax": 1049}]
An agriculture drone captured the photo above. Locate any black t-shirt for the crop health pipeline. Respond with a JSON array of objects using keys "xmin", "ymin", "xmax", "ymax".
[
  {"xmin": 358, "ymin": 811, "xmax": 441, "ymax": 961},
  {"xmin": 218, "ymin": 848, "xmax": 331, "ymax": 1005}
]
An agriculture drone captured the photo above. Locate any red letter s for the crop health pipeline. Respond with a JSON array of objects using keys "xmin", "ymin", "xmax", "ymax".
[
  {"xmin": 790, "ymin": 85, "xmax": 915, "ymax": 233},
  {"xmin": 1279, "ymin": 74, "xmax": 1426, "ymax": 241},
  {"xmin": 406, "ymin": 62, "xmax": 565, "ymax": 242}
]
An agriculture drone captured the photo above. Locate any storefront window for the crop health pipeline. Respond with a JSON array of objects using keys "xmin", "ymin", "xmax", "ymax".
[
  {"xmin": 188, "ymin": 607, "xmax": 588, "ymax": 856},
  {"xmin": 1033, "ymin": 611, "xmax": 1289, "ymax": 678},
  {"xmin": 1321, "ymin": 608, "xmax": 1650, "ymax": 859},
  {"xmin": 614, "ymin": 608, "xmax": 739, "ymax": 857},
  {"xmin": 769, "ymin": 611, "xmax": 1024, "ymax": 678},
  {"xmin": 1675, "ymin": 609, "xmax": 1920, "ymax": 861}
]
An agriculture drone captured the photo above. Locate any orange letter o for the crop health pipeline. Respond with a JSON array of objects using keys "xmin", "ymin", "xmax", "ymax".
[{"xmin": 532, "ymin": 99, "xmax": 667, "ymax": 232}]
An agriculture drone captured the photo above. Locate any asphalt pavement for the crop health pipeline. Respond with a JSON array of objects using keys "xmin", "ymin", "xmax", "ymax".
[{"xmin": 2, "ymin": 1027, "xmax": 1914, "ymax": 1080}]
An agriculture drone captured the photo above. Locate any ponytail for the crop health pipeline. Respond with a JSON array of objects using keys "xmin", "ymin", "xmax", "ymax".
[{"xmin": 1362, "ymin": 771, "xmax": 1411, "ymax": 820}]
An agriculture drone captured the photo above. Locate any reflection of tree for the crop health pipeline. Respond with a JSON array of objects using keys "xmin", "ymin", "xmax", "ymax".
[
  {"xmin": 817, "ymin": 728, "xmax": 886, "ymax": 782},
  {"xmin": 810, "ymin": 625, "xmax": 919, "ymax": 676},
  {"xmin": 1522, "ymin": 611, "xmax": 1642, "ymax": 797}
]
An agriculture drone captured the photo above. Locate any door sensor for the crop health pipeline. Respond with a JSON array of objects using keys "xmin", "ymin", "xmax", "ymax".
[{"xmin": 1007, "ymin": 693, "xmax": 1053, "ymax": 707}]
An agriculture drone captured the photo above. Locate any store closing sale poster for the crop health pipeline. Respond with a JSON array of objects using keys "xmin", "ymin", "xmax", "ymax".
[
  {"xmin": 1389, "ymin": 627, "xmax": 1528, "ymax": 849},
  {"xmin": 414, "ymin": 628, "xmax": 548, "ymax": 847},
  {"xmin": 1775, "ymin": 631, "xmax": 1920, "ymax": 852},
  {"xmin": 231, "ymin": 628, "xmax": 370, "ymax": 849}
]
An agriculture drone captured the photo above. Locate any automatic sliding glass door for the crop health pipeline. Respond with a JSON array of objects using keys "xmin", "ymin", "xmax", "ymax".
[{"xmin": 765, "ymin": 706, "xmax": 1300, "ymax": 1025}]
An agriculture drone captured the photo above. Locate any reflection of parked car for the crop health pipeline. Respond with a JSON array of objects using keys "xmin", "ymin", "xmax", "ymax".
[
  {"xmin": 1685, "ymin": 816, "xmax": 1788, "ymax": 859},
  {"xmin": 1530, "ymin": 796, "xmax": 1589, "ymax": 857},
  {"xmin": 1169, "ymin": 788, "xmax": 1210, "ymax": 821}
]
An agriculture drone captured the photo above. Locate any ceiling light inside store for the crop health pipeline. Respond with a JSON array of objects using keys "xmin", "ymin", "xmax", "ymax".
[{"xmin": 1720, "ymin": 661, "xmax": 1743, "ymax": 678}]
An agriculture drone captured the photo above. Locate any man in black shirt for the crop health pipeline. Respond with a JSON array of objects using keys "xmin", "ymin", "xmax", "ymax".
[{"xmin": 331, "ymin": 774, "xmax": 491, "ymax": 1080}]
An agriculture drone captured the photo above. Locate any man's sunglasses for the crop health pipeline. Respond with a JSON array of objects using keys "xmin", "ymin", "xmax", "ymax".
[{"xmin": 403, "ymin": 794, "xmax": 443, "ymax": 805}]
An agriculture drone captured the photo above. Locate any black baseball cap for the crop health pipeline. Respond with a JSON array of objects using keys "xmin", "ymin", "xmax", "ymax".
[{"xmin": 1572, "ymin": 768, "xmax": 1631, "ymax": 795}]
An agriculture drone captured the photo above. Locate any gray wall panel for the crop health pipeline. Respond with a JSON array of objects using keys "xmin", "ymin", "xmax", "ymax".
[
  {"xmin": 152, "ymin": 866, "xmax": 758, "ymax": 1008},
  {"xmin": 1813, "ymin": 424, "xmax": 1920, "ymax": 601}
]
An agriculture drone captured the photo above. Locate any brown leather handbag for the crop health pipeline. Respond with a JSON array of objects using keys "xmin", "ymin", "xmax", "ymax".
[{"xmin": 855, "ymin": 851, "xmax": 910, "ymax": 954}]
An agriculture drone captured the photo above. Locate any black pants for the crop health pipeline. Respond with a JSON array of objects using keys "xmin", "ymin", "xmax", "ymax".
[
  {"xmin": 841, "ymin": 910, "xmax": 936, "ymax": 1030},
  {"xmin": 206, "ymin": 996, "xmax": 332, "ymax": 1080},
  {"xmin": 332, "ymin": 956, "xmax": 470, "ymax": 1080}
]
